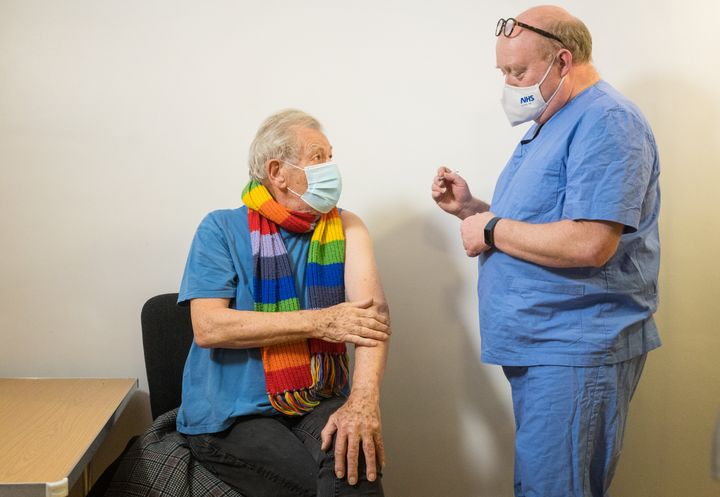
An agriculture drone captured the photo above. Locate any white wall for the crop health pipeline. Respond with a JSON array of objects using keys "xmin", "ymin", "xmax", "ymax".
[{"xmin": 1, "ymin": 1, "xmax": 718, "ymax": 496}]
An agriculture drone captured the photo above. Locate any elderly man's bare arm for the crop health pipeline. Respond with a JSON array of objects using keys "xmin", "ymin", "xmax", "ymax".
[
  {"xmin": 189, "ymin": 297, "xmax": 389, "ymax": 349},
  {"xmin": 320, "ymin": 209, "xmax": 389, "ymax": 486}
]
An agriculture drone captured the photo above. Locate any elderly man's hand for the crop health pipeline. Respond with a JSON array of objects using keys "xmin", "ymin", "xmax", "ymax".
[
  {"xmin": 315, "ymin": 298, "xmax": 390, "ymax": 347},
  {"xmin": 320, "ymin": 390, "xmax": 384, "ymax": 486},
  {"xmin": 461, "ymin": 212, "xmax": 495, "ymax": 257}
]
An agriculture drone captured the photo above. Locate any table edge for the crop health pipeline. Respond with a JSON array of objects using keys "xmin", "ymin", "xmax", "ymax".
[{"xmin": 0, "ymin": 378, "xmax": 139, "ymax": 497}]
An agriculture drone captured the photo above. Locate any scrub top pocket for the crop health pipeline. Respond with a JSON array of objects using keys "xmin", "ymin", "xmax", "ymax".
[
  {"xmin": 505, "ymin": 159, "xmax": 564, "ymax": 217},
  {"xmin": 501, "ymin": 276, "xmax": 586, "ymax": 348}
]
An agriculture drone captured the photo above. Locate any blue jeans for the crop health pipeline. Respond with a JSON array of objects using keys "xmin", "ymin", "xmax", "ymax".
[
  {"xmin": 187, "ymin": 396, "xmax": 384, "ymax": 497},
  {"xmin": 503, "ymin": 354, "xmax": 647, "ymax": 497}
]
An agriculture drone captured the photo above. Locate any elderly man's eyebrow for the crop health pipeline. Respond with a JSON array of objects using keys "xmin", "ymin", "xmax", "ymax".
[{"xmin": 304, "ymin": 143, "xmax": 328, "ymax": 157}]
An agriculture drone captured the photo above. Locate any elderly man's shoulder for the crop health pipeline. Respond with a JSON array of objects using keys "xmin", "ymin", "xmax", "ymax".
[
  {"xmin": 339, "ymin": 208, "xmax": 364, "ymax": 226},
  {"xmin": 196, "ymin": 206, "xmax": 249, "ymax": 231},
  {"xmin": 339, "ymin": 209, "xmax": 371, "ymax": 238}
]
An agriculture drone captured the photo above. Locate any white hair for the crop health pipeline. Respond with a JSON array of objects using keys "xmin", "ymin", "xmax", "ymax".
[{"xmin": 247, "ymin": 109, "xmax": 323, "ymax": 180}]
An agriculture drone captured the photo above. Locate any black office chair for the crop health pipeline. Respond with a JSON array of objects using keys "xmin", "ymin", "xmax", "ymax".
[
  {"xmin": 91, "ymin": 293, "xmax": 243, "ymax": 497},
  {"xmin": 141, "ymin": 293, "xmax": 194, "ymax": 419}
]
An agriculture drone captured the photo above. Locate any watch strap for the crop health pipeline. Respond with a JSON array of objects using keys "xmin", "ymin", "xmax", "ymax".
[{"xmin": 484, "ymin": 216, "xmax": 502, "ymax": 248}]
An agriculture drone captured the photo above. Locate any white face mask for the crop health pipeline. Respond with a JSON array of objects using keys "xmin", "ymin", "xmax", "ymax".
[
  {"xmin": 283, "ymin": 160, "xmax": 342, "ymax": 213},
  {"xmin": 501, "ymin": 58, "xmax": 565, "ymax": 126}
]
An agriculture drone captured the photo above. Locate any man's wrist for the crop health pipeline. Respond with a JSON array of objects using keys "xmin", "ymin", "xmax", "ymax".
[
  {"xmin": 296, "ymin": 309, "xmax": 320, "ymax": 339},
  {"xmin": 458, "ymin": 198, "xmax": 487, "ymax": 220},
  {"xmin": 349, "ymin": 385, "xmax": 381, "ymax": 403}
]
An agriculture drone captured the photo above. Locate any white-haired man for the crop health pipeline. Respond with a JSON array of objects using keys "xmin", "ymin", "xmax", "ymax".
[
  {"xmin": 179, "ymin": 109, "xmax": 389, "ymax": 497},
  {"xmin": 432, "ymin": 6, "xmax": 660, "ymax": 496}
]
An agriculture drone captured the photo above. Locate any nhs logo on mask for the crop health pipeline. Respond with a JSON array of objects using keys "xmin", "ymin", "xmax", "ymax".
[{"xmin": 520, "ymin": 95, "xmax": 535, "ymax": 105}]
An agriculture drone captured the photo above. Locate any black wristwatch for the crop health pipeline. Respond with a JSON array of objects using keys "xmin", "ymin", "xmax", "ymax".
[{"xmin": 484, "ymin": 216, "xmax": 502, "ymax": 248}]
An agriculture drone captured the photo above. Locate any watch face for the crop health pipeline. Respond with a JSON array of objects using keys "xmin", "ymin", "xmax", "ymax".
[{"xmin": 484, "ymin": 217, "xmax": 500, "ymax": 246}]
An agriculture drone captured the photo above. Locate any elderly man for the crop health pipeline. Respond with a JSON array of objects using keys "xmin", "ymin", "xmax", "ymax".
[
  {"xmin": 432, "ymin": 6, "xmax": 660, "ymax": 497},
  {"xmin": 178, "ymin": 109, "xmax": 389, "ymax": 497}
]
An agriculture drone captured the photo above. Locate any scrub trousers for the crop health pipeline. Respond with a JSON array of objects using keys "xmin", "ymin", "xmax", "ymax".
[
  {"xmin": 503, "ymin": 354, "xmax": 647, "ymax": 497},
  {"xmin": 187, "ymin": 396, "xmax": 384, "ymax": 497}
]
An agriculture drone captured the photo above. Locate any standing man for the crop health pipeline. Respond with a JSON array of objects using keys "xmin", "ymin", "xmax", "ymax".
[{"xmin": 432, "ymin": 6, "xmax": 660, "ymax": 497}]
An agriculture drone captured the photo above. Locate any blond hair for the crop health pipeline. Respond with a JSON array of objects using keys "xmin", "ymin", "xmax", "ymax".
[{"xmin": 542, "ymin": 15, "xmax": 593, "ymax": 64}]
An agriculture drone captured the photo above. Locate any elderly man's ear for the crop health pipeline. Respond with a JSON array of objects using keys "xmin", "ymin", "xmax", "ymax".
[{"xmin": 265, "ymin": 159, "xmax": 287, "ymax": 189}]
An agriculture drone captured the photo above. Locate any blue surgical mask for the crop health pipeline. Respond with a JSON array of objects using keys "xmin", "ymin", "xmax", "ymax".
[{"xmin": 283, "ymin": 160, "xmax": 342, "ymax": 213}]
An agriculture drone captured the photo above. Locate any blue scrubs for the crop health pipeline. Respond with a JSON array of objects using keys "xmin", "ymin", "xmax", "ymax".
[
  {"xmin": 480, "ymin": 81, "xmax": 661, "ymax": 496},
  {"xmin": 503, "ymin": 355, "xmax": 647, "ymax": 497}
]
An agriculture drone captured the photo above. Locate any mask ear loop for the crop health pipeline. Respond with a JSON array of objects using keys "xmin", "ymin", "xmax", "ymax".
[
  {"xmin": 545, "ymin": 75, "xmax": 565, "ymax": 105},
  {"xmin": 537, "ymin": 56, "xmax": 557, "ymax": 86},
  {"xmin": 278, "ymin": 159, "xmax": 306, "ymax": 198},
  {"xmin": 279, "ymin": 159, "xmax": 303, "ymax": 171},
  {"xmin": 540, "ymin": 55, "xmax": 565, "ymax": 105}
]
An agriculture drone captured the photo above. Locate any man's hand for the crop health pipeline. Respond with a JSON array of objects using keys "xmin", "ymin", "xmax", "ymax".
[
  {"xmin": 461, "ymin": 211, "xmax": 496, "ymax": 257},
  {"xmin": 315, "ymin": 298, "xmax": 390, "ymax": 347},
  {"xmin": 431, "ymin": 166, "xmax": 476, "ymax": 218},
  {"xmin": 320, "ymin": 391, "xmax": 384, "ymax": 486}
]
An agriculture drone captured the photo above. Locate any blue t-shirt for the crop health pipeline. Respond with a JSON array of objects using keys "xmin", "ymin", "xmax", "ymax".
[
  {"xmin": 479, "ymin": 80, "xmax": 661, "ymax": 366},
  {"xmin": 176, "ymin": 206, "xmax": 313, "ymax": 435}
]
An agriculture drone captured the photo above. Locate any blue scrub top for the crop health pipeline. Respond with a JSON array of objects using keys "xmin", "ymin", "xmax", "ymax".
[
  {"xmin": 176, "ymin": 206, "xmax": 312, "ymax": 435},
  {"xmin": 479, "ymin": 80, "xmax": 661, "ymax": 367}
]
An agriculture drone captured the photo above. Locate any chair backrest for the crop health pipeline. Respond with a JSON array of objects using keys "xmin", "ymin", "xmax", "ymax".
[{"xmin": 141, "ymin": 293, "xmax": 194, "ymax": 420}]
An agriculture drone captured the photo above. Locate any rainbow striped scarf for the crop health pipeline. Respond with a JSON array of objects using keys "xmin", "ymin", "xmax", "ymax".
[{"xmin": 242, "ymin": 180, "xmax": 349, "ymax": 415}]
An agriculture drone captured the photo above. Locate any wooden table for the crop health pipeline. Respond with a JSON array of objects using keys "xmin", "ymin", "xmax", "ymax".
[{"xmin": 0, "ymin": 378, "xmax": 138, "ymax": 497}]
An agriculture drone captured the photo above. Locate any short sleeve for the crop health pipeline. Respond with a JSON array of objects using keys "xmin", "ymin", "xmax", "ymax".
[
  {"xmin": 178, "ymin": 213, "xmax": 239, "ymax": 306},
  {"xmin": 562, "ymin": 108, "xmax": 654, "ymax": 233}
]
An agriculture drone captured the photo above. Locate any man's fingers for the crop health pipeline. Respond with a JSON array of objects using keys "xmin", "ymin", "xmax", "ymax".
[
  {"xmin": 346, "ymin": 306, "xmax": 390, "ymax": 330},
  {"xmin": 356, "ymin": 307, "xmax": 389, "ymax": 326},
  {"xmin": 364, "ymin": 323, "xmax": 390, "ymax": 338},
  {"xmin": 345, "ymin": 336, "xmax": 380, "ymax": 347},
  {"xmin": 375, "ymin": 433, "xmax": 386, "ymax": 469},
  {"xmin": 444, "ymin": 172, "xmax": 461, "ymax": 185},
  {"xmin": 345, "ymin": 321, "xmax": 392, "ymax": 345},
  {"xmin": 334, "ymin": 430, "xmax": 348, "ymax": 479},
  {"xmin": 355, "ymin": 326, "xmax": 390, "ymax": 342},
  {"xmin": 341, "ymin": 319, "xmax": 390, "ymax": 346},
  {"xmin": 321, "ymin": 418, "xmax": 338, "ymax": 452},
  {"xmin": 362, "ymin": 436, "xmax": 378, "ymax": 482},
  {"xmin": 324, "ymin": 302, "xmax": 392, "ymax": 345},
  {"xmin": 359, "ymin": 316, "xmax": 390, "ymax": 333},
  {"xmin": 443, "ymin": 170, "xmax": 466, "ymax": 187},
  {"xmin": 346, "ymin": 433, "xmax": 360, "ymax": 485}
]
